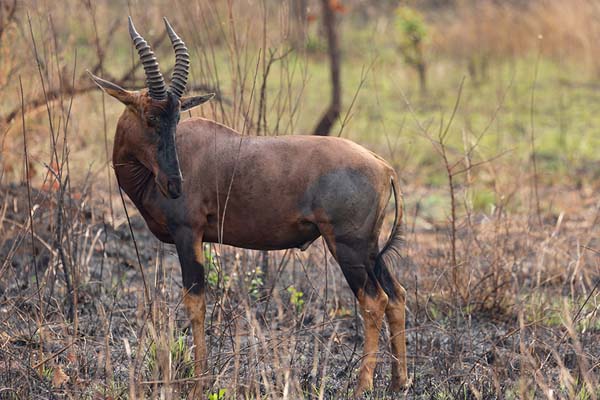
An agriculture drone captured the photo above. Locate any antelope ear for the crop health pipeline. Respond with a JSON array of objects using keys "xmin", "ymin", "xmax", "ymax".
[
  {"xmin": 87, "ymin": 71, "xmax": 137, "ymax": 107},
  {"xmin": 180, "ymin": 93, "xmax": 215, "ymax": 111}
]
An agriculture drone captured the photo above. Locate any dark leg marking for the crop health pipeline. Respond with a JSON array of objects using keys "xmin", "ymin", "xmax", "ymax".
[{"xmin": 173, "ymin": 228, "xmax": 207, "ymax": 396}]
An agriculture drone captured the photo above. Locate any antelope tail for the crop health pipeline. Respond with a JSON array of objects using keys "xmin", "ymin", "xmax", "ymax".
[{"xmin": 374, "ymin": 175, "xmax": 405, "ymax": 301}]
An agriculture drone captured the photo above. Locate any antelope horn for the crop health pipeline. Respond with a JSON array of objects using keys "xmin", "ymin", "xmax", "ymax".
[
  {"xmin": 163, "ymin": 17, "xmax": 190, "ymax": 99},
  {"xmin": 128, "ymin": 16, "xmax": 167, "ymax": 100}
]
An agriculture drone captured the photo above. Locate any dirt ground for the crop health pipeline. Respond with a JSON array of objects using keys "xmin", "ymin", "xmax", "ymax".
[{"xmin": 0, "ymin": 182, "xmax": 599, "ymax": 399}]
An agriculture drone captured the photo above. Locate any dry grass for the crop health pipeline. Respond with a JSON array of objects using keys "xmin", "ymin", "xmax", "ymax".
[
  {"xmin": 433, "ymin": 0, "xmax": 600, "ymax": 78},
  {"xmin": 0, "ymin": 1, "xmax": 599, "ymax": 399}
]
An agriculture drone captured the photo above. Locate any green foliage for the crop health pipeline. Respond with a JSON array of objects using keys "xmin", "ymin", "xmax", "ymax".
[
  {"xmin": 575, "ymin": 385, "xmax": 594, "ymax": 400},
  {"xmin": 396, "ymin": 6, "xmax": 427, "ymax": 43},
  {"xmin": 306, "ymin": 35, "xmax": 327, "ymax": 54},
  {"xmin": 42, "ymin": 365, "xmax": 53, "ymax": 381},
  {"xmin": 427, "ymin": 302, "xmax": 440, "ymax": 321},
  {"xmin": 395, "ymin": 6, "xmax": 428, "ymax": 67},
  {"xmin": 172, "ymin": 334, "xmax": 195, "ymax": 378},
  {"xmin": 208, "ymin": 388, "xmax": 227, "ymax": 400},
  {"xmin": 471, "ymin": 188, "xmax": 496, "ymax": 213},
  {"xmin": 145, "ymin": 332, "xmax": 194, "ymax": 380},
  {"xmin": 146, "ymin": 341, "xmax": 158, "ymax": 375},
  {"xmin": 433, "ymin": 390, "xmax": 453, "ymax": 400},
  {"xmin": 245, "ymin": 266, "xmax": 264, "ymax": 300},
  {"xmin": 287, "ymin": 286, "xmax": 305, "ymax": 313},
  {"xmin": 205, "ymin": 245, "xmax": 229, "ymax": 290}
]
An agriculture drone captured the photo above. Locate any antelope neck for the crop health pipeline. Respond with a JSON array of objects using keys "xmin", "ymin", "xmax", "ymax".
[{"xmin": 114, "ymin": 155, "xmax": 154, "ymax": 212}]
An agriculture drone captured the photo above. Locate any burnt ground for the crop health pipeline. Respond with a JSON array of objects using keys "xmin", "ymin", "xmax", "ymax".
[{"xmin": 0, "ymin": 182, "xmax": 599, "ymax": 399}]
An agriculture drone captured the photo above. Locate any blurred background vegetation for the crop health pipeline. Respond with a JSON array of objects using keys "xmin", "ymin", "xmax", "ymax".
[{"xmin": 3, "ymin": 0, "xmax": 600, "ymax": 199}]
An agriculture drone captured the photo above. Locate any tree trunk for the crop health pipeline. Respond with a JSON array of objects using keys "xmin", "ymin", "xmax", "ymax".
[
  {"xmin": 417, "ymin": 61, "xmax": 427, "ymax": 95},
  {"xmin": 313, "ymin": 0, "xmax": 341, "ymax": 136},
  {"xmin": 289, "ymin": 0, "xmax": 308, "ymax": 48}
]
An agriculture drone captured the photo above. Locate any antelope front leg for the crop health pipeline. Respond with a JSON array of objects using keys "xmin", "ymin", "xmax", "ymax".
[
  {"xmin": 174, "ymin": 230, "xmax": 207, "ymax": 396},
  {"xmin": 183, "ymin": 287, "xmax": 206, "ymax": 376}
]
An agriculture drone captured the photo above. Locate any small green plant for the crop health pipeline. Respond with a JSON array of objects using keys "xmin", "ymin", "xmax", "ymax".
[
  {"xmin": 395, "ymin": 6, "xmax": 429, "ymax": 93},
  {"xmin": 145, "ymin": 333, "xmax": 194, "ymax": 379},
  {"xmin": 146, "ymin": 341, "xmax": 158, "ymax": 374},
  {"xmin": 42, "ymin": 365, "xmax": 53, "ymax": 381},
  {"xmin": 575, "ymin": 385, "xmax": 593, "ymax": 400},
  {"xmin": 172, "ymin": 333, "xmax": 194, "ymax": 379},
  {"xmin": 208, "ymin": 388, "xmax": 227, "ymax": 400},
  {"xmin": 204, "ymin": 244, "xmax": 229, "ymax": 290},
  {"xmin": 287, "ymin": 286, "xmax": 305, "ymax": 313},
  {"xmin": 433, "ymin": 390, "xmax": 453, "ymax": 400},
  {"xmin": 245, "ymin": 266, "xmax": 264, "ymax": 300}
]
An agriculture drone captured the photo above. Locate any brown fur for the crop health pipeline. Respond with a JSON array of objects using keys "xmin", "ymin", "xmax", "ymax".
[
  {"xmin": 94, "ymin": 83, "xmax": 409, "ymax": 393},
  {"xmin": 387, "ymin": 284, "xmax": 409, "ymax": 390},
  {"xmin": 356, "ymin": 287, "xmax": 388, "ymax": 392}
]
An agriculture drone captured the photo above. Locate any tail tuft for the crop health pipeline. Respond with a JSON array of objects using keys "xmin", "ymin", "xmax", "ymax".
[{"xmin": 374, "ymin": 177, "xmax": 405, "ymax": 301}]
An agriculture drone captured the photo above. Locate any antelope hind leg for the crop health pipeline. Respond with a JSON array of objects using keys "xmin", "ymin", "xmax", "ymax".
[
  {"xmin": 386, "ymin": 282, "xmax": 410, "ymax": 391},
  {"xmin": 356, "ymin": 286, "xmax": 389, "ymax": 394}
]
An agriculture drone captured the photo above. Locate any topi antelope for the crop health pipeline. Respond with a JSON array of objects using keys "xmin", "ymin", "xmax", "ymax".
[{"xmin": 89, "ymin": 17, "xmax": 409, "ymax": 395}]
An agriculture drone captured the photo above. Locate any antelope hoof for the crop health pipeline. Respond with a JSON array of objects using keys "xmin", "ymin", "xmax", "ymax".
[{"xmin": 390, "ymin": 375, "xmax": 412, "ymax": 392}]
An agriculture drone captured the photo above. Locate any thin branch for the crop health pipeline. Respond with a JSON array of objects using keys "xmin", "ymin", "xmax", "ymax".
[
  {"xmin": 256, "ymin": 48, "xmax": 293, "ymax": 136},
  {"xmin": 19, "ymin": 76, "xmax": 40, "ymax": 297},
  {"xmin": 337, "ymin": 59, "xmax": 375, "ymax": 137},
  {"xmin": 1, "ymin": 20, "xmax": 223, "ymax": 126}
]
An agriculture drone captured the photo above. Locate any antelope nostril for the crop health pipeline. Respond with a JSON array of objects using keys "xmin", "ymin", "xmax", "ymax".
[{"xmin": 167, "ymin": 179, "xmax": 182, "ymax": 199}]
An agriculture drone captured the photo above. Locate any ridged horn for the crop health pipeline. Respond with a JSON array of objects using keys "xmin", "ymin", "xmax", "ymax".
[
  {"xmin": 163, "ymin": 17, "xmax": 190, "ymax": 99},
  {"xmin": 128, "ymin": 16, "xmax": 167, "ymax": 100}
]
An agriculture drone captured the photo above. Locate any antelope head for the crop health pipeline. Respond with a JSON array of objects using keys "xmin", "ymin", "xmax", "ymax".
[{"xmin": 89, "ymin": 17, "xmax": 213, "ymax": 199}]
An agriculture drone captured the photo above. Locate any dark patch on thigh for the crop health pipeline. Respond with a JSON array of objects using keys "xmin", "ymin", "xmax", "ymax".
[{"xmin": 299, "ymin": 168, "xmax": 379, "ymax": 236}]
